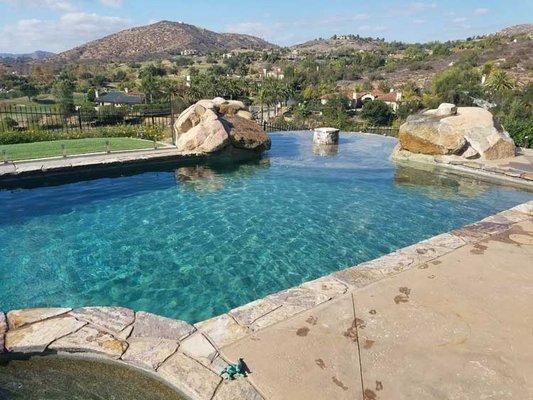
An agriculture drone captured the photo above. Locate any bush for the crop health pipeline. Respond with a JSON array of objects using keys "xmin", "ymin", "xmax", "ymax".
[
  {"xmin": 1, "ymin": 117, "xmax": 19, "ymax": 130},
  {"xmin": 361, "ymin": 100, "xmax": 394, "ymax": 126},
  {"xmin": 503, "ymin": 119, "xmax": 533, "ymax": 148},
  {"xmin": 0, "ymin": 125, "xmax": 165, "ymax": 145},
  {"xmin": 79, "ymin": 103, "xmax": 97, "ymax": 123}
]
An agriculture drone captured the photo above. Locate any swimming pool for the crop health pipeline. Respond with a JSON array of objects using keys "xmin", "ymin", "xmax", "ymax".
[{"xmin": 0, "ymin": 132, "xmax": 530, "ymax": 322}]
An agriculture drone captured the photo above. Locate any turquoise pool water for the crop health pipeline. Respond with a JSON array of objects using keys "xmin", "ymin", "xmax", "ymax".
[{"xmin": 0, "ymin": 132, "xmax": 530, "ymax": 322}]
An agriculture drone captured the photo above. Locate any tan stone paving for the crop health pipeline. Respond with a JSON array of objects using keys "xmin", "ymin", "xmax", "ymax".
[{"xmin": 221, "ymin": 218, "xmax": 533, "ymax": 400}]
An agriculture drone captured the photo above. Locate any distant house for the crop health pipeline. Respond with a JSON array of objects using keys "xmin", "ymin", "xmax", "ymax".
[
  {"xmin": 95, "ymin": 90, "xmax": 145, "ymax": 106},
  {"xmin": 320, "ymin": 89, "xmax": 403, "ymax": 111},
  {"xmin": 353, "ymin": 89, "xmax": 402, "ymax": 111},
  {"xmin": 180, "ymin": 49, "xmax": 198, "ymax": 56}
]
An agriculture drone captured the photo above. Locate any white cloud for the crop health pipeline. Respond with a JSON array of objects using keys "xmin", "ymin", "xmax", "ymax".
[
  {"xmin": 100, "ymin": 0, "xmax": 123, "ymax": 7},
  {"xmin": 412, "ymin": 18, "xmax": 426, "ymax": 25},
  {"xmin": 0, "ymin": 0, "xmax": 76, "ymax": 11},
  {"xmin": 0, "ymin": 12, "xmax": 132, "ymax": 52},
  {"xmin": 474, "ymin": 8, "xmax": 490, "ymax": 16},
  {"xmin": 453, "ymin": 17, "xmax": 468, "ymax": 23}
]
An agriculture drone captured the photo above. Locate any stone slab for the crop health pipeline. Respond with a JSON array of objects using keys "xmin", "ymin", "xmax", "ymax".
[
  {"xmin": 121, "ymin": 337, "xmax": 178, "ymax": 370},
  {"xmin": 70, "ymin": 307, "xmax": 134, "ymax": 335},
  {"xmin": 195, "ymin": 314, "xmax": 249, "ymax": 349},
  {"xmin": 7, "ymin": 308, "xmax": 71, "ymax": 330},
  {"xmin": 49, "ymin": 326, "xmax": 128, "ymax": 359},
  {"xmin": 131, "ymin": 311, "xmax": 195, "ymax": 341},
  {"xmin": 229, "ymin": 298, "xmax": 280, "ymax": 327},
  {"xmin": 179, "ymin": 332, "xmax": 218, "ymax": 367},
  {"xmin": 213, "ymin": 377, "xmax": 264, "ymax": 400},
  {"xmin": 5, "ymin": 317, "xmax": 86, "ymax": 353},
  {"xmin": 158, "ymin": 352, "xmax": 222, "ymax": 400},
  {"xmin": 222, "ymin": 295, "xmax": 363, "ymax": 400}
]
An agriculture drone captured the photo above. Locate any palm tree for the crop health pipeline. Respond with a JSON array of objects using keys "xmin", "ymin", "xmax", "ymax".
[{"xmin": 486, "ymin": 69, "xmax": 515, "ymax": 93}]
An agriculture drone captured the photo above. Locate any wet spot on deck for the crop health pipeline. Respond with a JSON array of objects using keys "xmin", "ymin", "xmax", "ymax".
[
  {"xmin": 432, "ymin": 260, "xmax": 442, "ymax": 265},
  {"xmin": 343, "ymin": 320, "xmax": 358, "ymax": 342},
  {"xmin": 306, "ymin": 316, "xmax": 318, "ymax": 325},
  {"xmin": 363, "ymin": 339, "xmax": 375, "ymax": 349},
  {"xmin": 376, "ymin": 381, "xmax": 383, "ymax": 391},
  {"xmin": 296, "ymin": 327, "xmax": 310, "ymax": 337},
  {"xmin": 355, "ymin": 318, "xmax": 366, "ymax": 329},
  {"xmin": 369, "ymin": 309, "xmax": 377, "ymax": 315},
  {"xmin": 315, "ymin": 358, "xmax": 326, "ymax": 369},
  {"xmin": 394, "ymin": 287, "xmax": 411, "ymax": 304},
  {"xmin": 399, "ymin": 287, "xmax": 411, "ymax": 296},
  {"xmin": 332, "ymin": 377, "xmax": 348, "ymax": 391},
  {"xmin": 364, "ymin": 388, "xmax": 377, "ymax": 399},
  {"xmin": 418, "ymin": 263, "xmax": 429, "ymax": 269},
  {"xmin": 471, "ymin": 243, "xmax": 488, "ymax": 255}
]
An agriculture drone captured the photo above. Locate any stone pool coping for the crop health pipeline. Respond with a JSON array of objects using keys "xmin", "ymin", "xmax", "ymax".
[
  {"xmin": 0, "ymin": 147, "xmax": 207, "ymax": 180},
  {"xmin": 1, "ymin": 199, "xmax": 532, "ymax": 399}
]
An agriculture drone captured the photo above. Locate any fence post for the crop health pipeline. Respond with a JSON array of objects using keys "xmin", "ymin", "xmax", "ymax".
[
  {"xmin": 77, "ymin": 108, "xmax": 83, "ymax": 131},
  {"xmin": 170, "ymin": 96, "xmax": 176, "ymax": 146}
]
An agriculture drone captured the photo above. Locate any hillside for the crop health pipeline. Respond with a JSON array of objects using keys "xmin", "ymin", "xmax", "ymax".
[
  {"xmin": 291, "ymin": 34, "xmax": 384, "ymax": 54},
  {"xmin": 0, "ymin": 51, "xmax": 54, "ymax": 60},
  {"xmin": 497, "ymin": 23, "xmax": 533, "ymax": 38},
  {"xmin": 54, "ymin": 21, "xmax": 277, "ymax": 62}
]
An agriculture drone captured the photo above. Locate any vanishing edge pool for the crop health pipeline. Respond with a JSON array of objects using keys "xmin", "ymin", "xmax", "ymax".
[{"xmin": 0, "ymin": 132, "xmax": 531, "ymax": 322}]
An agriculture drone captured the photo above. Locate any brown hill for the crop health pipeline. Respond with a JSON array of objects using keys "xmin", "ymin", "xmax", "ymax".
[
  {"xmin": 291, "ymin": 34, "xmax": 384, "ymax": 54},
  {"xmin": 54, "ymin": 21, "xmax": 277, "ymax": 62}
]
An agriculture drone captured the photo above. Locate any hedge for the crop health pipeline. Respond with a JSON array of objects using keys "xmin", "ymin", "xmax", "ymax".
[{"xmin": 0, "ymin": 125, "xmax": 165, "ymax": 145}]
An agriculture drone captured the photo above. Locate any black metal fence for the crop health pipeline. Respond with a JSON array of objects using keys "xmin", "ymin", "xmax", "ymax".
[{"xmin": 0, "ymin": 104, "xmax": 175, "ymax": 133}]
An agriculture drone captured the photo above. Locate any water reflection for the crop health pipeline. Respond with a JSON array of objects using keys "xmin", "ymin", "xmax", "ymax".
[
  {"xmin": 394, "ymin": 165, "xmax": 490, "ymax": 199},
  {"xmin": 175, "ymin": 158, "xmax": 271, "ymax": 193},
  {"xmin": 312, "ymin": 144, "xmax": 339, "ymax": 157}
]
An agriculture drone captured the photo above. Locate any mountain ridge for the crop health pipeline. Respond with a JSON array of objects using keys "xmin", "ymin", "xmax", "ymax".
[{"xmin": 53, "ymin": 20, "xmax": 277, "ymax": 62}]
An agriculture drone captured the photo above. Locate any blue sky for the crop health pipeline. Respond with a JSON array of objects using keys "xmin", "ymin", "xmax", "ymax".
[{"xmin": 0, "ymin": 0, "xmax": 531, "ymax": 53}]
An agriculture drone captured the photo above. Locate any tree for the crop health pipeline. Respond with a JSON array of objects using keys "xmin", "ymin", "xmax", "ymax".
[
  {"xmin": 361, "ymin": 100, "xmax": 394, "ymax": 126},
  {"xmin": 20, "ymin": 82, "xmax": 38, "ymax": 101},
  {"xmin": 87, "ymin": 88, "xmax": 96, "ymax": 102},
  {"xmin": 430, "ymin": 65, "xmax": 482, "ymax": 105},
  {"xmin": 53, "ymin": 74, "xmax": 75, "ymax": 113},
  {"xmin": 322, "ymin": 98, "xmax": 349, "ymax": 128}
]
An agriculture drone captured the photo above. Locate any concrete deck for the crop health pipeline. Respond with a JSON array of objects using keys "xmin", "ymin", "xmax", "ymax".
[{"xmin": 221, "ymin": 215, "xmax": 533, "ymax": 399}]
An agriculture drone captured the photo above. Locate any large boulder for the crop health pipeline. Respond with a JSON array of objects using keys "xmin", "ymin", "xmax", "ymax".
[
  {"xmin": 398, "ymin": 105, "xmax": 516, "ymax": 160},
  {"xmin": 174, "ymin": 98, "xmax": 270, "ymax": 154},
  {"xmin": 224, "ymin": 115, "xmax": 271, "ymax": 151}
]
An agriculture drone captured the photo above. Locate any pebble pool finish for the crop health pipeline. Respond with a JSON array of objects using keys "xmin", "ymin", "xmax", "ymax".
[{"xmin": 0, "ymin": 132, "xmax": 531, "ymax": 323}]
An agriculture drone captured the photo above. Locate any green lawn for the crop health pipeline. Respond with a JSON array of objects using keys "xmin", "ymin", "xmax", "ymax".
[{"xmin": 0, "ymin": 137, "xmax": 156, "ymax": 161}]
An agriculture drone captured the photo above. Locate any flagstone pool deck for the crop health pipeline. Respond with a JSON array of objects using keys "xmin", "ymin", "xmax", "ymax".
[{"xmin": 1, "ymin": 200, "xmax": 532, "ymax": 399}]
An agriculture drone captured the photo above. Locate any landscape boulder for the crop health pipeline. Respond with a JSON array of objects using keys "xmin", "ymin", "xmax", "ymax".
[
  {"xmin": 174, "ymin": 98, "xmax": 270, "ymax": 154},
  {"xmin": 397, "ymin": 105, "xmax": 516, "ymax": 160}
]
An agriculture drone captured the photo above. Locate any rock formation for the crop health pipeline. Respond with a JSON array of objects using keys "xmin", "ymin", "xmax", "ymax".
[
  {"xmin": 174, "ymin": 98, "xmax": 271, "ymax": 154},
  {"xmin": 394, "ymin": 104, "xmax": 516, "ymax": 161}
]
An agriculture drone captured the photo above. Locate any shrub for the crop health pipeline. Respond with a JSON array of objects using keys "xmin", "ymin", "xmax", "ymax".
[
  {"xmin": 0, "ymin": 125, "xmax": 165, "ymax": 145},
  {"xmin": 1, "ymin": 117, "xmax": 19, "ymax": 130},
  {"xmin": 503, "ymin": 119, "xmax": 533, "ymax": 148},
  {"xmin": 361, "ymin": 100, "xmax": 394, "ymax": 126}
]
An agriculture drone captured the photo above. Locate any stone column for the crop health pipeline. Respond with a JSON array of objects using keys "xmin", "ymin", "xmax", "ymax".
[{"xmin": 313, "ymin": 128, "xmax": 340, "ymax": 145}]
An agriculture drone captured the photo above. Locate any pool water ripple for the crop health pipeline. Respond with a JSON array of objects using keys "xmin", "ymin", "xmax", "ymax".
[{"xmin": 0, "ymin": 132, "xmax": 531, "ymax": 322}]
